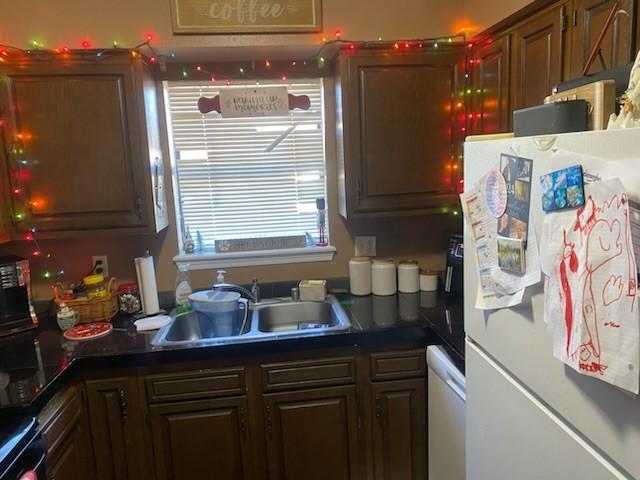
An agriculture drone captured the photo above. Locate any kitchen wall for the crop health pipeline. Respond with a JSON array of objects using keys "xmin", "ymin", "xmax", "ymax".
[
  {"xmin": 0, "ymin": 0, "xmax": 464, "ymax": 300},
  {"xmin": 463, "ymin": 0, "xmax": 531, "ymax": 34}
]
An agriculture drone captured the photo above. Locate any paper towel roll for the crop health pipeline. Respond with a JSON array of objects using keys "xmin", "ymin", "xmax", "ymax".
[{"xmin": 135, "ymin": 256, "xmax": 160, "ymax": 315}]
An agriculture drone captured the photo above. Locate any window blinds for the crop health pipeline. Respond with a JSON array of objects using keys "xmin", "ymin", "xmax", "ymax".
[{"xmin": 165, "ymin": 79, "xmax": 327, "ymax": 248}]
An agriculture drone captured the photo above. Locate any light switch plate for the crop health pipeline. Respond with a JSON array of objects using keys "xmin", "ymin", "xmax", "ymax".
[{"xmin": 354, "ymin": 236, "xmax": 376, "ymax": 257}]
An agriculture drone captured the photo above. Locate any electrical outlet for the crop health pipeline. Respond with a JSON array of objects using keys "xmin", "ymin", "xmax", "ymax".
[
  {"xmin": 354, "ymin": 236, "xmax": 376, "ymax": 257},
  {"xmin": 91, "ymin": 255, "xmax": 109, "ymax": 278}
]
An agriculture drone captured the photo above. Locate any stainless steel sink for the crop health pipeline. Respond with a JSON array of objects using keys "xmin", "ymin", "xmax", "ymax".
[
  {"xmin": 152, "ymin": 307, "xmax": 249, "ymax": 346},
  {"xmin": 151, "ymin": 295, "xmax": 351, "ymax": 347},
  {"xmin": 254, "ymin": 298, "xmax": 350, "ymax": 333}
]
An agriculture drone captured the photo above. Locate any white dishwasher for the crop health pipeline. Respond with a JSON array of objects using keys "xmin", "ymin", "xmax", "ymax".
[{"xmin": 426, "ymin": 345, "xmax": 466, "ymax": 480}]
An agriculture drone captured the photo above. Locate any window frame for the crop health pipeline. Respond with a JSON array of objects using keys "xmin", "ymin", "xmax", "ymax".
[{"xmin": 162, "ymin": 78, "xmax": 335, "ymax": 269}]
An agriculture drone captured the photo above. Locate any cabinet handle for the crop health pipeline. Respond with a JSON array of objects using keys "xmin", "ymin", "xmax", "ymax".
[
  {"xmin": 354, "ymin": 178, "xmax": 361, "ymax": 201},
  {"xmin": 239, "ymin": 407, "xmax": 247, "ymax": 438},
  {"xmin": 265, "ymin": 405, "xmax": 273, "ymax": 440},
  {"xmin": 375, "ymin": 394, "xmax": 383, "ymax": 422},
  {"xmin": 119, "ymin": 389, "xmax": 127, "ymax": 425},
  {"xmin": 135, "ymin": 193, "xmax": 144, "ymax": 220}
]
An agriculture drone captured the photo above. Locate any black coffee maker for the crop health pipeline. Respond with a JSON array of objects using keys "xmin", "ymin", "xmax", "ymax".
[
  {"xmin": 444, "ymin": 234, "xmax": 463, "ymax": 296},
  {"xmin": 0, "ymin": 256, "xmax": 37, "ymax": 337}
]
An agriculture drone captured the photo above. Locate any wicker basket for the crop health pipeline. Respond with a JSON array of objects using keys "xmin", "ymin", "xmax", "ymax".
[{"xmin": 56, "ymin": 277, "xmax": 119, "ymax": 324}]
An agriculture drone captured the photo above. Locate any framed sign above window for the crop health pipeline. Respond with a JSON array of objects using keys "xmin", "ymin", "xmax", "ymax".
[{"xmin": 169, "ymin": 0, "xmax": 322, "ymax": 34}]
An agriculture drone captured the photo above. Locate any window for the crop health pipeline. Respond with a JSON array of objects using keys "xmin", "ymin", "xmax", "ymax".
[{"xmin": 165, "ymin": 78, "xmax": 334, "ymax": 268}]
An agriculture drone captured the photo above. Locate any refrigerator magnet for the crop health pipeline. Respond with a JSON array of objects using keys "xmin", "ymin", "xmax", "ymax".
[
  {"xmin": 540, "ymin": 164, "xmax": 585, "ymax": 212},
  {"xmin": 484, "ymin": 169, "xmax": 508, "ymax": 218},
  {"xmin": 497, "ymin": 236, "xmax": 526, "ymax": 273}
]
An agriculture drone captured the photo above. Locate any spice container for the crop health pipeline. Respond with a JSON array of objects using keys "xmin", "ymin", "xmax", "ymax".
[
  {"xmin": 56, "ymin": 303, "xmax": 78, "ymax": 331},
  {"xmin": 117, "ymin": 283, "xmax": 142, "ymax": 314},
  {"xmin": 83, "ymin": 274, "xmax": 107, "ymax": 299}
]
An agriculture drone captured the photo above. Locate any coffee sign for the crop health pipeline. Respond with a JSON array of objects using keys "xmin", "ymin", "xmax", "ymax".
[
  {"xmin": 219, "ymin": 86, "xmax": 289, "ymax": 118},
  {"xmin": 170, "ymin": 0, "xmax": 322, "ymax": 34}
]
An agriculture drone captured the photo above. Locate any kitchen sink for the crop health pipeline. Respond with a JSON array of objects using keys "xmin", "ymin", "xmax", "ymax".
[
  {"xmin": 152, "ymin": 295, "xmax": 351, "ymax": 347},
  {"xmin": 254, "ymin": 299, "xmax": 349, "ymax": 333}
]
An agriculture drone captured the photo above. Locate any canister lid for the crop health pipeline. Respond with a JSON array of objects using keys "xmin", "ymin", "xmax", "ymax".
[
  {"xmin": 83, "ymin": 274, "xmax": 105, "ymax": 286},
  {"xmin": 372, "ymin": 258, "xmax": 394, "ymax": 265},
  {"xmin": 398, "ymin": 260, "xmax": 419, "ymax": 265},
  {"xmin": 350, "ymin": 256, "xmax": 371, "ymax": 262}
]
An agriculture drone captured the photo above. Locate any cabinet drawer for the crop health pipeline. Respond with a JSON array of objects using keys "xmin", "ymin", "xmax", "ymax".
[
  {"xmin": 369, "ymin": 349, "xmax": 426, "ymax": 381},
  {"xmin": 145, "ymin": 367, "xmax": 246, "ymax": 402},
  {"xmin": 261, "ymin": 356, "xmax": 356, "ymax": 392}
]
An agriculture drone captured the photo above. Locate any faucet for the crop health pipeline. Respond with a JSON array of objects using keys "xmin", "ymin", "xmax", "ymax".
[{"xmin": 212, "ymin": 270, "xmax": 260, "ymax": 303}]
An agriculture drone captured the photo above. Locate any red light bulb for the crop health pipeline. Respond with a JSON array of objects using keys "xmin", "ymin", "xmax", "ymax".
[
  {"xmin": 24, "ymin": 233, "xmax": 33, "ymax": 241},
  {"xmin": 281, "ymin": 75, "xmax": 288, "ymax": 81},
  {"xmin": 348, "ymin": 44, "xmax": 355, "ymax": 50},
  {"xmin": 334, "ymin": 30, "xmax": 341, "ymax": 38},
  {"xmin": 146, "ymin": 33, "xmax": 154, "ymax": 42},
  {"xmin": 12, "ymin": 187, "xmax": 21, "ymax": 195},
  {"xmin": 81, "ymin": 40, "xmax": 90, "ymax": 48},
  {"xmin": 149, "ymin": 56, "xmax": 157, "ymax": 63},
  {"xmin": 33, "ymin": 250, "xmax": 41, "ymax": 257}
]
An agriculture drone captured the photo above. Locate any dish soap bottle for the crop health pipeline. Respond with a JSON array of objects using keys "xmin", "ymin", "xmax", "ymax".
[{"xmin": 175, "ymin": 264, "xmax": 193, "ymax": 314}]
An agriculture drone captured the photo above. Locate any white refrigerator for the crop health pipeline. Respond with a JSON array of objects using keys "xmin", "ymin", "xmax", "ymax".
[{"xmin": 464, "ymin": 128, "xmax": 640, "ymax": 480}]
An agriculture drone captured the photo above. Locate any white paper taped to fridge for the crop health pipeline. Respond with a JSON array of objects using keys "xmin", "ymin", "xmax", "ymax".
[
  {"xmin": 541, "ymin": 178, "xmax": 640, "ymax": 393},
  {"xmin": 461, "ymin": 168, "xmax": 541, "ymax": 310}
]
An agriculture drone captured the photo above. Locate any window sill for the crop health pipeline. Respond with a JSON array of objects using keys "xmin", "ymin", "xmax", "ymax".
[{"xmin": 173, "ymin": 246, "xmax": 337, "ymax": 270}]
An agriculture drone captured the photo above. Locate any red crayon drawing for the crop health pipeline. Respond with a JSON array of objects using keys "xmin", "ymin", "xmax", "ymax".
[{"xmin": 556, "ymin": 192, "xmax": 636, "ymax": 376}]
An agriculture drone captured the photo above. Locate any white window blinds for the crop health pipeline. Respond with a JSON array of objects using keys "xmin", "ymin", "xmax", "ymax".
[{"xmin": 165, "ymin": 79, "xmax": 327, "ymax": 250}]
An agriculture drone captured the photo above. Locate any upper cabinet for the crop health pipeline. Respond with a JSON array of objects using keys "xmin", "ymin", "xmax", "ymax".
[
  {"xmin": 470, "ymin": 35, "xmax": 511, "ymax": 134},
  {"xmin": 511, "ymin": 2, "xmax": 567, "ymax": 110},
  {"xmin": 335, "ymin": 48, "xmax": 464, "ymax": 219},
  {"xmin": 0, "ymin": 54, "xmax": 168, "ymax": 237},
  {"xmin": 570, "ymin": 0, "xmax": 636, "ymax": 77}
]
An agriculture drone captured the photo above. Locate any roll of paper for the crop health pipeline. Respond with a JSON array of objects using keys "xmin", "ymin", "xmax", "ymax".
[{"xmin": 135, "ymin": 255, "xmax": 160, "ymax": 315}]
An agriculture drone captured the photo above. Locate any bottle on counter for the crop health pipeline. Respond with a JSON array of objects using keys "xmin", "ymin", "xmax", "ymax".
[{"xmin": 175, "ymin": 264, "xmax": 193, "ymax": 314}]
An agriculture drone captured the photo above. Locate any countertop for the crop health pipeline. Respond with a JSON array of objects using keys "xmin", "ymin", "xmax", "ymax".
[{"xmin": 0, "ymin": 289, "xmax": 463, "ymax": 440}]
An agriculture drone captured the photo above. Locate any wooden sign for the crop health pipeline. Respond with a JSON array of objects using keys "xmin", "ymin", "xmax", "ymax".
[
  {"xmin": 219, "ymin": 86, "xmax": 290, "ymax": 118},
  {"xmin": 169, "ymin": 0, "xmax": 322, "ymax": 34}
]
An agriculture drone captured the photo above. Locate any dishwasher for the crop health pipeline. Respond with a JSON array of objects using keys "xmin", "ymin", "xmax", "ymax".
[{"xmin": 426, "ymin": 345, "xmax": 466, "ymax": 480}]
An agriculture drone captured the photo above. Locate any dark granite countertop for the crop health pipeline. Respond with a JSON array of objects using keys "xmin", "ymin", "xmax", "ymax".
[{"xmin": 0, "ymin": 289, "xmax": 463, "ymax": 433}]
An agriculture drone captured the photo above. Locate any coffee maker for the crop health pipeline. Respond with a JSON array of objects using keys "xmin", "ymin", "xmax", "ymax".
[
  {"xmin": 444, "ymin": 234, "xmax": 463, "ymax": 296},
  {"xmin": 0, "ymin": 256, "xmax": 37, "ymax": 337}
]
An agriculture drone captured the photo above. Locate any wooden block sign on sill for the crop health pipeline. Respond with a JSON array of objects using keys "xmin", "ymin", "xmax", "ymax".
[{"xmin": 169, "ymin": 0, "xmax": 322, "ymax": 34}]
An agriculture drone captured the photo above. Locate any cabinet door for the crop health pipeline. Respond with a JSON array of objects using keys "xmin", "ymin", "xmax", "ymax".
[
  {"xmin": 85, "ymin": 377, "xmax": 146, "ymax": 480},
  {"xmin": 149, "ymin": 396, "xmax": 252, "ymax": 480},
  {"xmin": 371, "ymin": 379, "xmax": 426, "ymax": 480},
  {"xmin": 511, "ymin": 3, "xmax": 567, "ymax": 110},
  {"xmin": 47, "ymin": 420, "xmax": 93, "ymax": 480},
  {"xmin": 263, "ymin": 385, "xmax": 361, "ymax": 480},
  {"xmin": 471, "ymin": 35, "xmax": 512, "ymax": 134},
  {"xmin": 0, "ymin": 60, "xmax": 154, "ymax": 234},
  {"xmin": 570, "ymin": 0, "xmax": 636, "ymax": 77},
  {"xmin": 337, "ymin": 49, "xmax": 463, "ymax": 218}
]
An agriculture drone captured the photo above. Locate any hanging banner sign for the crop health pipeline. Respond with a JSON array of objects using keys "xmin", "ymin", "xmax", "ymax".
[{"xmin": 219, "ymin": 86, "xmax": 289, "ymax": 118}]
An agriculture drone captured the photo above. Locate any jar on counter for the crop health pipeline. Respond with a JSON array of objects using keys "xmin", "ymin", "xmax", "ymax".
[
  {"xmin": 398, "ymin": 260, "xmax": 420, "ymax": 293},
  {"xmin": 371, "ymin": 258, "xmax": 397, "ymax": 296},
  {"xmin": 349, "ymin": 256, "xmax": 372, "ymax": 296},
  {"xmin": 83, "ymin": 274, "xmax": 107, "ymax": 300},
  {"xmin": 117, "ymin": 283, "xmax": 142, "ymax": 314}
]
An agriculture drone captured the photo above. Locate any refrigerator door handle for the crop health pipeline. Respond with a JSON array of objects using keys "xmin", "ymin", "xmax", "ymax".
[{"xmin": 446, "ymin": 373, "xmax": 466, "ymax": 402}]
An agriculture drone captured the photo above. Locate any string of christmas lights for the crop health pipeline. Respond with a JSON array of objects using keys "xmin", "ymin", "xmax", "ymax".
[{"xmin": 1, "ymin": 29, "xmax": 472, "ymax": 279}]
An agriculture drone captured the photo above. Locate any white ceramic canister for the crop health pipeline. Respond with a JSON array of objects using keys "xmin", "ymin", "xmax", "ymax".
[
  {"xmin": 349, "ymin": 256, "xmax": 372, "ymax": 296},
  {"xmin": 371, "ymin": 258, "xmax": 397, "ymax": 296},
  {"xmin": 397, "ymin": 260, "xmax": 420, "ymax": 293},
  {"xmin": 420, "ymin": 269, "xmax": 438, "ymax": 292}
]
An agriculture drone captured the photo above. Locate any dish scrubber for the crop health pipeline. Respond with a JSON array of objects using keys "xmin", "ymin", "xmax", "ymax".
[{"xmin": 299, "ymin": 280, "xmax": 327, "ymax": 302}]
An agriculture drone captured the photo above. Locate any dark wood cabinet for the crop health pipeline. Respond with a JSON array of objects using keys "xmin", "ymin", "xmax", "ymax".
[
  {"xmin": 85, "ymin": 376, "xmax": 149, "ymax": 480},
  {"xmin": 370, "ymin": 379, "xmax": 426, "ymax": 480},
  {"xmin": 262, "ymin": 385, "xmax": 361, "ymax": 480},
  {"xmin": 0, "ymin": 54, "xmax": 168, "ymax": 237},
  {"xmin": 570, "ymin": 0, "xmax": 636, "ymax": 77},
  {"xmin": 38, "ymin": 386, "xmax": 93, "ymax": 480},
  {"xmin": 511, "ymin": 2, "xmax": 567, "ymax": 110},
  {"xmin": 149, "ymin": 396, "xmax": 252, "ymax": 480},
  {"xmin": 470, "ymin": 35, "xmax": 512, "ymax": 134},
  {"xmin": 335, "ymin": 48, "xmax": 464, "ymax": 218}
]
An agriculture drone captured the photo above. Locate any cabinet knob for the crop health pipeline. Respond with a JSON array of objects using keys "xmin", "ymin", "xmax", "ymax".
[{"xmin": 119, "ymin": 389, "xmax": 127, "ymax": 425}]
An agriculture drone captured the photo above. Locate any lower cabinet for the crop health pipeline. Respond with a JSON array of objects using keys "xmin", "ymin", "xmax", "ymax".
[
  {"xmin": 262, "ymin": 386, "xmax": 361, "ymax": 480},
  {"xmin": 149, "ymin": 396, "xmax": 252, "ymax": 480},
  {"xmin": 39, "ymin": 385, "xmax": 93, "ymax": 480},
  {"xmin": 371, "ymin": 379, "xmax": 426, "ymax": 480},
  {"xmin": 85, "ymin": 376, "xmax": 149, "ymax": 480}
]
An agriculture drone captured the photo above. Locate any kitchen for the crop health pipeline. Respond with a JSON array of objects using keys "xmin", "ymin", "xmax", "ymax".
[{"xmin": 0, "ymin": 0, "xmax": 639, "ymax": 479}]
